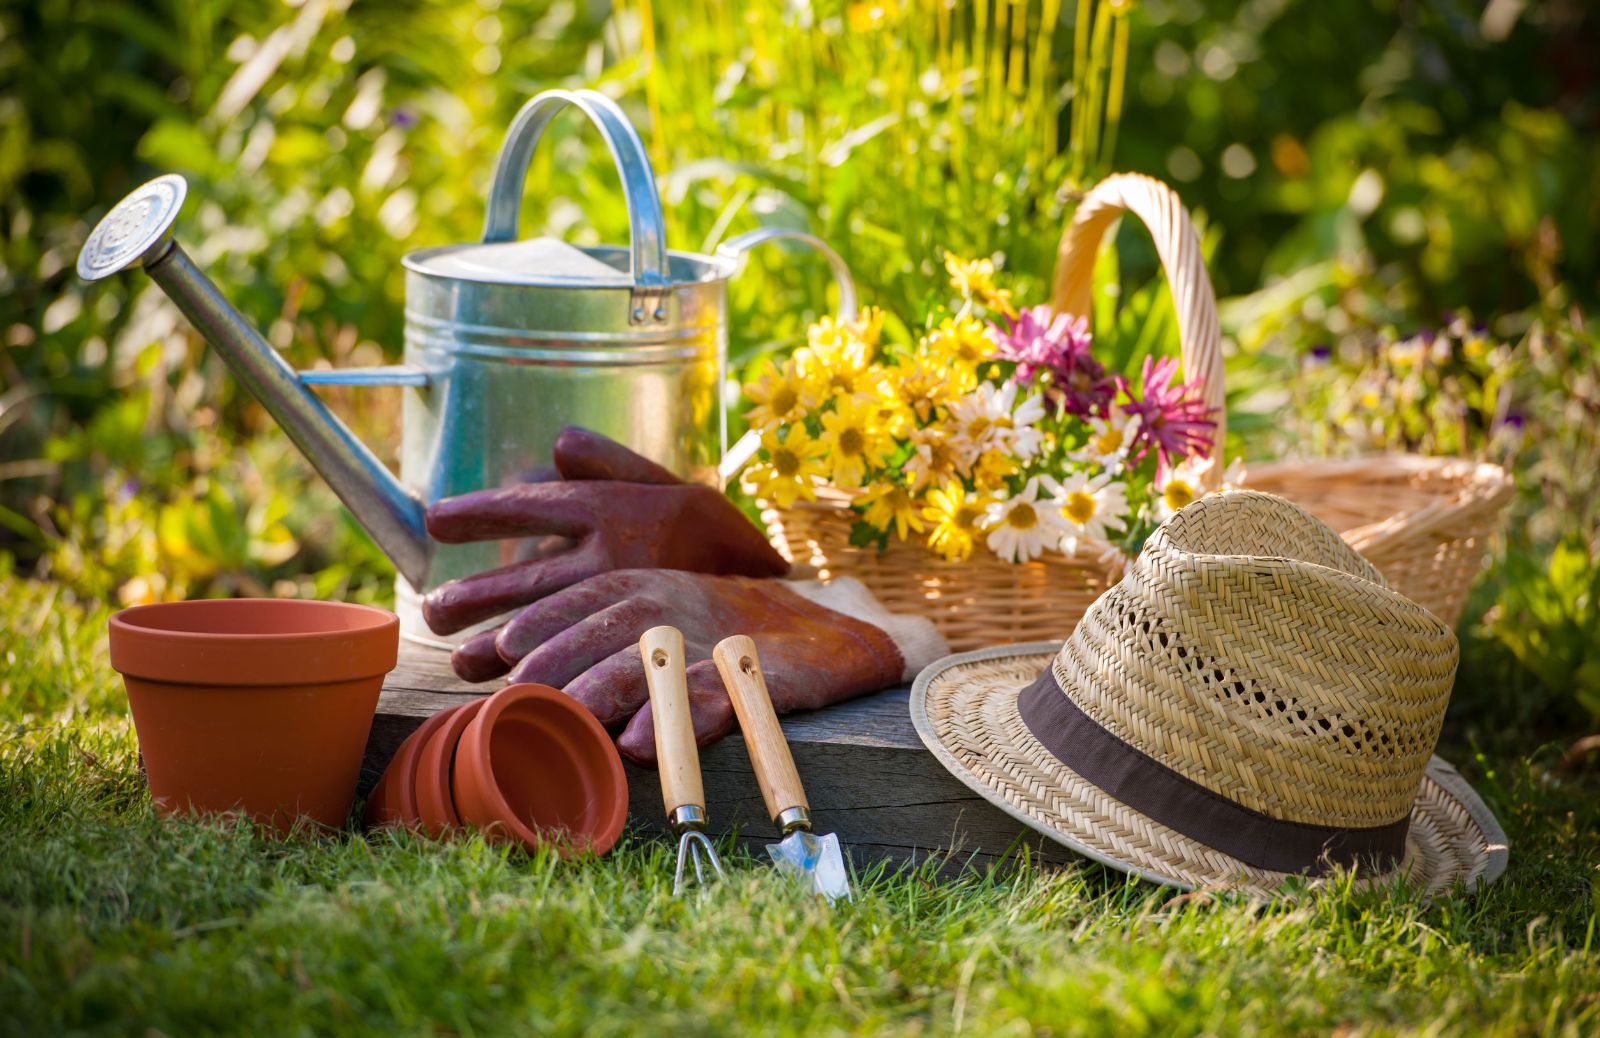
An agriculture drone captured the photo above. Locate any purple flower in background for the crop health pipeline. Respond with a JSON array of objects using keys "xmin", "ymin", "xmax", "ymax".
[
  {"xmin": 990, "ymin": 305, "xmax": 1117, "ymax": 418},
  {"xmin": 1123, "ymin": 355, "xmax": 1217, "ymax": 474},
  {"xmin": 391, "ymin": 107, "xmax": 418, "ymax": 128}
]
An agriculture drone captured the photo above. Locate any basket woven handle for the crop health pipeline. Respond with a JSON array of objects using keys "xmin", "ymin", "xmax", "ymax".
[{"xmin": 1051, "ymin": 173, "xmax": 1227, "ymax": 482}]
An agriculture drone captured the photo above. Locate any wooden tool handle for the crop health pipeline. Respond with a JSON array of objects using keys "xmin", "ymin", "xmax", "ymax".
[
  {"xmin": 713, "ymin": 635, "xmax": 808, "ymax": 824},
  {"xmin": 641, "ymin": 626, "xmax": 704, "ymax": 821}
]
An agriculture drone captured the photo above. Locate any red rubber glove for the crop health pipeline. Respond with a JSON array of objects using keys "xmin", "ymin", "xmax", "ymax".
[
  {"xmin": 482, "ymin": 569, "xmax": 945, "ymax": 767},
  {"xmin": 421, "ymin": 427, "xmax": 789, "ymax": 638}
]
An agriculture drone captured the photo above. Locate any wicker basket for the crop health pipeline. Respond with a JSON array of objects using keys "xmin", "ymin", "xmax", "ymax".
[{"xmin": 762, "ymin": 173, "xmax": 1511, "ymax": 650}]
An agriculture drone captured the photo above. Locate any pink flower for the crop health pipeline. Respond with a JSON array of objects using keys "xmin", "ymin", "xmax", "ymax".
[
  {"xmin": 1123, "ymin": 355, "xmax": 1216, "ymax": 473},
  {"xmin": 991, "ymin": 306, "xmax": 1117, "ymax": 418}
]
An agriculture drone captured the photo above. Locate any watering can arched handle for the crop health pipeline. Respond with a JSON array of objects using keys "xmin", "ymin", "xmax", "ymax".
[{"xmin": 483, "ymin": 89, "xmax": 671, "ymax": 295}]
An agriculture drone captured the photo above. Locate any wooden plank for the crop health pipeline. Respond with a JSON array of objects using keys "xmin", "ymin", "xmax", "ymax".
[{"xmin": 361, "ymin": 640, "xmax": 1069, "ymax": 872}]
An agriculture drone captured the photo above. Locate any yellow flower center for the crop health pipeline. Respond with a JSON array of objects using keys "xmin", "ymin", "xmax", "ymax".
[
  {"xmin": 773, "ymin": 448, "xmax": 801, "ymax": 478},
  {"xmin": 886, "ymin": 487, "xmax": 911, "ymax": 511},
  {"xmin": 968, "ymin": 417, "xmax": 992, "ymax": 440},
  {"xmin": 953, "ymin": 504, "xmax": 982, "ymax": 531},
  {"xmin": 771, "ymin": 385, "xmax": 798, "ymax": 417},
  {"xmin": 838, "ymin": 427, "xmax": 865, "ymax": 457},
  {"xmin": 1063, "ymin": 491, "xmax": 1097, "ymax": 524},
  {"xmin": 1093, "ymin": 427, "xmax": 1123, "ymax": 454},
  {"xmin": 1164, "ymin": 480, "xmax": 1195, "ymax": 511},
  {"xmin": 829, "ymin": 373, "xmax": 855, "ymax": 393},
  {"xmin": 1006, "ymin": 502, "xmax": 1038, "ymax": 530}
]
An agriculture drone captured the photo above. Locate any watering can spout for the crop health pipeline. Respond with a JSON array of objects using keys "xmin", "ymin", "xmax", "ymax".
[{"xmin": 76, "ymin": 174, "xmax": 432, "ymax": 588}]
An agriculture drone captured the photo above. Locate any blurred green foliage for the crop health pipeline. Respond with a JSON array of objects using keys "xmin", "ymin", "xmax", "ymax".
[{"xmin": 2, "ymin": 1, "xmax": 1597, "ymax": 730}]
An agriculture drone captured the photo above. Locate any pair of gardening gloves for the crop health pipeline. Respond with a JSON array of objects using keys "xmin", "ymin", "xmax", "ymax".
[{"xmin": 422, "ymin": 427, "xmax": 947, "ymax": 768}]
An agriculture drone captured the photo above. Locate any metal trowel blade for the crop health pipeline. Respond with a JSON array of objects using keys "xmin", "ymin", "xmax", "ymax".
[{"xmin": 765, "ymin": 829, "xmax": 852, "ymax": 902}]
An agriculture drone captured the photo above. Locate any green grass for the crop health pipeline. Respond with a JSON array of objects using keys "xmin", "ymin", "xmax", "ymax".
[{"xmin": 3, "ymin": 574, "xmax": 1597, "ymax": 1037}]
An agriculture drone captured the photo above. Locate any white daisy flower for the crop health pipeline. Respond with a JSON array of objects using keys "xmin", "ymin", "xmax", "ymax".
[
  {"xmin": 1069, "ymin": 408, "xmax": 1142, "ymax": 476},
  {"xmin": 946, "ymin": 382, "xmax": 1010, "ymax": 457},
  {"xmin": 1154, "ymin": 456, "xmax": 1215, "ymax": 521},
  {"xmin": 948, "ymin": 382, "xmax": 1047, "ymax": 461},
  {"xmin": 984, "ymin": 477, "xmax": 1063, "ymax": 563},
  {"xmin": 1219, "ymin": 457, "xmax": 1247, "ymax": 490},
  {"xmin": 1043, "ymin": 470, "xmax": 1130, "ymax": 556},
  {"xmin": 1007, "ymin": 390, "xmax": 1048, "ymax": 460}
]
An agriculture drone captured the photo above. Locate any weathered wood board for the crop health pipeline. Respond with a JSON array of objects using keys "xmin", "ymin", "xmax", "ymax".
[{"xmin": 361, "ymin": 640, "xmax": 1069, "ymax": 872}]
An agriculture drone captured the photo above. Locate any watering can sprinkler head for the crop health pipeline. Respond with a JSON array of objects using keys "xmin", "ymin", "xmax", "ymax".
[
  {"xmin": 77, "ymin": 173, "xmax": 187, "ymax": 281},
  {"xmin": 76, "ymin": 173, "xmax": 433, "ymax": 589}
]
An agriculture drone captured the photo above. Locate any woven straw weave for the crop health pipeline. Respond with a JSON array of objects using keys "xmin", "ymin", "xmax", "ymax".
[
  {"xmin": 1061, "ymin": 491, "xmax": 1456, "ymax": 829},
  {"xmin": 763, "ymin": 173, "xmax": 1512, "ymax": 649},
  {"xmin": 916, "ymin": 649, "xmax": 1506, "ymax": 894},
  {"xmin": 909, "ymin": 491, "xmax": 1508, "ymax": 894}
]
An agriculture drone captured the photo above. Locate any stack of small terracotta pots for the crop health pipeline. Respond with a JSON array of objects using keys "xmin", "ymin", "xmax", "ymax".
[{"xmin": 365, "ymin": 682, "xmax": 629, "ymax": 856}]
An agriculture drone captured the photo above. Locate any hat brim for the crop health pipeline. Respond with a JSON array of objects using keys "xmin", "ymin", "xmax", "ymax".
[{"xmin": 910, "ymin": 643, "xmax": 1509, "ymax": 896}]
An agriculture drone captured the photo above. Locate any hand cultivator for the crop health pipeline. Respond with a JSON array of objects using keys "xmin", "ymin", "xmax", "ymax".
[{"xmin": 641, "ymin": 626, "xmax": 727, "ymax": 895}]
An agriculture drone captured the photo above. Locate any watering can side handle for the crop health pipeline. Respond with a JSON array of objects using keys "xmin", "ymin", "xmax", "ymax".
[
  {"xmin": 299, "ymin": 366, "xmax": 430, "ymax": 388},
  {"xmin": 483, "ymin": 89, "xmax": 670, "ymax": 300},
  {"xmin": 713, "ymin": 229, "xmax": 858, "ymax": 321},
  {"xmin": 713, "ymin": 228, "xmax": 860, "ymax": 488}
]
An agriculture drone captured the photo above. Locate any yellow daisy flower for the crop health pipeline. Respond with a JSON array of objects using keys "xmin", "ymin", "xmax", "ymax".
[
  {"xmin": 887, "ymin": 353, "xmax": 957, "ymax": 424},
  {"xmin": 922, "ymin": 483, "xmax": 997, "ymax": 563},
  {"xmin": 867, "ymin": 387, "xmax": 916, "ymax": 440},
  {"xmin": 850, "ymin": 305, "xmax": 886, "ymax": 348},
  {"xmin": 743, "ymin": 358, "xmax": 816, "ymax": 430},
  {"xmin": 971, "ymin": 449, "xmax": 1020, "ymax": 489},
  {"xmin": 818, "ymin": 397, "xmax": 893, "ymax": 490},
  {"xmin": 797, "ymin": 333, "xmax": 875, "ymax": 401},
  {"xmin": 745, "ymin": 425, "xmax": 827, "ymax": 508},
  {"xmin": 943, "ymin": 251, "xmax": 1016, "ymax": 316},
  {"xmin": 806, "ymin": 308, "xmax": 882, "ymax": 353},
  {"xmin": 856, "ymin": 482, "xmax": 926, "ymax": 541},
  {"xmin": 920, "ymin": 315, "xmax": 995, "ymax": 391}
]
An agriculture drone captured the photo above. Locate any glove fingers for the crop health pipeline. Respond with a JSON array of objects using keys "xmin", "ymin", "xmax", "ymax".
[
  {"xmin": 451, "ymin": 626, "xmax": 511, "ymax": 682},
  {"xmin": 553, "ymin": 426, "xmax": 682, "ymax": 485},
  {"xmin": 494, "ymin": 573, "xmax": 641, "ymax": 662},
  {"xmin": 561, "ymin": 647, "xmax": 650, "ymax": 729},
  {"xmin": 503, "ymin": 598, "xmax": 665, "ymax": 690},
  {"xmin": 425, "ymin": 482, "xmax": 593, "ymax": 543},
  {"xmin": 616, "ymin": 660, "xmax": 737, "ymax": 767},
  {"xmin": 422, "ymin": 541, "xmax": 605, "ymax": 635}
]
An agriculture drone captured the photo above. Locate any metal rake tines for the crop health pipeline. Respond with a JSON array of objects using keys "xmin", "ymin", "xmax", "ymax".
[{"xmin": 673, "ymin": 829, "xmax": 727, "ymax": 895}]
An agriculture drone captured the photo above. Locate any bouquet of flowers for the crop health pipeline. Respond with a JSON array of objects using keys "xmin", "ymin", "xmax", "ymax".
[{"xmin": 739, "ymin": 252, "xmax": 1241, "ymax": 565}]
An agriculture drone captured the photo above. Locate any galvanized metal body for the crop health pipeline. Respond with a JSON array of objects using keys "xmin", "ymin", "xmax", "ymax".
[
  {"xmin": 76, "ymin": 89, "xmax": 855, "ymax": 644},
  {"xmin": 393, "ymin": 244, "xmax": 737, "ymax": 636}
]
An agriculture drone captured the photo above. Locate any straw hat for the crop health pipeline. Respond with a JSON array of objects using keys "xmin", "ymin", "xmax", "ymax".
[{"xmin": 911, "ymin": 491, "xmax": 1507, "ymax": 895}]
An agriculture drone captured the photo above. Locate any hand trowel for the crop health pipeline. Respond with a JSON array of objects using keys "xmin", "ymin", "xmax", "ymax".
[{"xmin": 712, "ymin": 635, "xmax": 851, "ymax": 902}]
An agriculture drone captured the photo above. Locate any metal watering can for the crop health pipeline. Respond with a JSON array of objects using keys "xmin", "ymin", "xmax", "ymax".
[{"xmin": 77, "ymin": 89, "xmax": 854, "ymax": 642}]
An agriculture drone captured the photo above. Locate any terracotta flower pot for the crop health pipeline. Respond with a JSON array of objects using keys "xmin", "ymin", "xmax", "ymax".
[
  {"xmin": 414, "ymin": 698, "xmax": 486, "ymax": 837},
  {"xmin": 364, "ymin": 702, "xmax": 465, "ymax": 831},
  {"xmin": 451, "ymin": 683, "xmax": 628, "ymax": 856},
  {"xmin": 109, "ymin": 598, "xmax": 399, "ymax": 833}
]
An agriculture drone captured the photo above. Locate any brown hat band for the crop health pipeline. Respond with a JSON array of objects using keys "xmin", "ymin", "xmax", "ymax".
[{"xmin": 1017, "ymin": 667, "xmax": 1411, "ymax": 875}]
